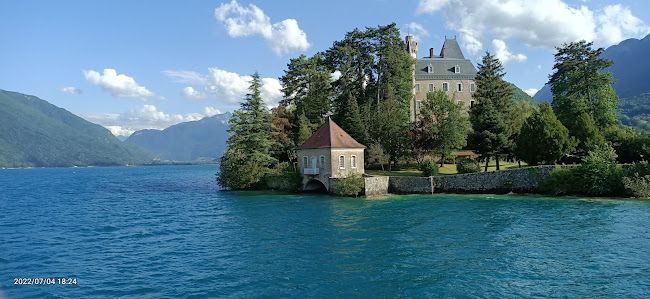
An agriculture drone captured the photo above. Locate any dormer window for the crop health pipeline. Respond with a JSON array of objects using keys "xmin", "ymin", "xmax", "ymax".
[
  {"xmin": 427, "ymin": 63, "xmax": 433, "ymax": 73},
  {"xmin": 455, "ymin": 64, "xmax": 460, "ymax": 73}
]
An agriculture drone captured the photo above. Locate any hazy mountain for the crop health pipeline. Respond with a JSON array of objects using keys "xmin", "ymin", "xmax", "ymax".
[
  {"xmin": 124, "ymin": 113, "xmax": 231, "ymax": 161},
  {"xmin": 510, "ymin": 83, "xmax": 537, "ymax": 106},
  {"xmin": 534, "ymin": 33, "xmax": 650, "ymax": 102},
  {"xmin": 0, "ymin": 89, "xmax": 154, "ymax": 168}
]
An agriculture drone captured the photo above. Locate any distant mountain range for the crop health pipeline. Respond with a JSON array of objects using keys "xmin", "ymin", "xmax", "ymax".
[
  {"xmin": 124, "ymin": 113, "xmax": 231, "ymax": 161},
  {"xmin": 534, "ymin": 33, "xmax": 650, "ymax": 102},
  {"xmin": 0, "ymin": 89, "xmax": 154, "ymax": 168}
]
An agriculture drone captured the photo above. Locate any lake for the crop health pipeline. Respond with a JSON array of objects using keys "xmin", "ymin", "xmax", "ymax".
[{"xmin": 1, "ymin": 165, "xmax": 650, "ymax": 298}]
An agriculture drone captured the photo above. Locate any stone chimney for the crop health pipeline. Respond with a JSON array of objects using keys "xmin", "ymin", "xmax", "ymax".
[
  {"xmin": 440, "ymin": 47, "xmax": 446, "ymax": 58},
  {"xmin": 429, "ymin": 48, "xmax": 434, "ymax": 58}
]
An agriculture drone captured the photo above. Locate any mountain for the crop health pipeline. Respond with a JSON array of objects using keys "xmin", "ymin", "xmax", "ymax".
[
  {"xmin": 124, "ymin": 113, "xmax": 231, "ymax": 161},
  {"xmin": 0, "ymin": 89, "xmax": 154, "ymax": 168},
  {"xmin": 534, "ymin": 33, "xmax": 650, "ymax": 102},
  {"xmin": 510, "ymin": 83, "xmax": 537, "ymax": 106}
]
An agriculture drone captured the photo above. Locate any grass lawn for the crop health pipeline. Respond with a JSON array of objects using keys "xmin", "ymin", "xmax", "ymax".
[{"xmin": 366, "ymin": 160, "xmax": 527, "ymax": 177}]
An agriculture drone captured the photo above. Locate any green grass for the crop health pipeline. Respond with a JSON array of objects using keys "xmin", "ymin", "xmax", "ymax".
[{"xmin": 366, "ymin": 160, "xmax": 528, "ymax": 177}]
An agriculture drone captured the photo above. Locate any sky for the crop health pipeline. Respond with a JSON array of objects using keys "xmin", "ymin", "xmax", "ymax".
[{"xmin": 1, "ymin": 0, "xmax": 649, "ymax": 137}]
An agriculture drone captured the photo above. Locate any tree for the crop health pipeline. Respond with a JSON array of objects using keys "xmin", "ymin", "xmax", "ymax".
[
  {"xmin": 270, "ymin": 105, "xmax": 295, "ymax": 163},
  {"xmin": 367, "ymin": 142, "xmax": 388, "ymax": 171},
  {"xmin": 549, "ymin": 40, "xmax": 617, "ymax": 134},
  {"xmin": 295, "ymin": 110, "xmax": 315, "ymax": 147},
  {"xmin": 469, "ymin": 52, "xmax": 514, "ymax": 170},
  {"xmin": 572, "ymin": 112, "xmax": 608, "ymax": 156},
  {"xmin": 338, "ymin": 93, "xmax": 369, "ymax": 146},
  {"xmin": 469, "ymin": 101, "xmax": 510, "ymax": 171},
  {"xmin": 420, "ymin": 90, "xmax": 470, "ymax": 166},
  {"xmin": 516, "ymin": 102, "xmax": 575, "ymax": 166},
  {"xmin": 280, "ymin": 53, "xmax": 333, "ymax": 124},
  {"xmin": 374, "ymin": 90, "xmax": 412, "ymax": 170},
  {"xmin": 217, "ymin": 72, "xmax": 279, "ymax": 189}
]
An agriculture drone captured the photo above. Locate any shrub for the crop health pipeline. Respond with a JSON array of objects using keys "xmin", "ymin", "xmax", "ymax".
[
  {"xmin": 265, "ymin": 162, "xmax": 302, "ymax": 192},
  {"xmin": 457, "ymin": 158, "xmax": 480, "ymax": 174},
  {"xmin": 335, "ymin": 175, "xmax": 365, "ymax": 197},
  {"xmin": 420, "ymin": 159, "xmax": 439, "ymax": 176},
  {"xmin": 623, "ymin": 174, "xmax": 650, "ymax": 198}
]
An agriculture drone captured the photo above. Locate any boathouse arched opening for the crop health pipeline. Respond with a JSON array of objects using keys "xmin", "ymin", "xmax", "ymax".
[{"xmin": 304, "ymin": 179, "xmax": 327, "ymax": 193}]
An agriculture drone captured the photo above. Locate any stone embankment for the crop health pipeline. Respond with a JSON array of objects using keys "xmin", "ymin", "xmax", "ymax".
[{"xmin": 356, "ymin": 166, "xmax": 557, "ymax": 197}]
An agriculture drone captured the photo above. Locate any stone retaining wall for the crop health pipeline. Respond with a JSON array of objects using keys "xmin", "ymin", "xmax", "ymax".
[
  {"xmin": 363, "ymin": 176, "xmax": 390, "ymax": 197},
  {"xmin": 388, "ymin": 177, "xmax": 435, "ymax": 194},
  {"xmin": 433, "ymin": 166, "xmax": 556, "ymax": 194}
]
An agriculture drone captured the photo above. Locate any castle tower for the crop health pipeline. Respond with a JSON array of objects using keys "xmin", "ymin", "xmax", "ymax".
[{"xmin": 405, "ymin": 35, "xmax": 418, "ymax": 59}]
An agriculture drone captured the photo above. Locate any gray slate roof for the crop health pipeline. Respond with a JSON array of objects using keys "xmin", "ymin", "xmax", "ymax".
[{"xmin": 414, "ymin": 38, "xmax": 477, "ymax": 80}]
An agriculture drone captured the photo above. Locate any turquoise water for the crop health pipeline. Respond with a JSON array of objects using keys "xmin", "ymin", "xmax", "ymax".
[{"xmin": 1, "ymin": 165, "xmax": 650, "ymax": 298}]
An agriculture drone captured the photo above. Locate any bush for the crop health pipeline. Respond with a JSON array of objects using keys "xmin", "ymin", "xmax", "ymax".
[
  {"xmin": 335, "ymin": 175, "xmax": 365, "ymax": 197},
  {"xmin": 457, "ymin": 158, "xmax": 480, "ymax": 174},
  {"xmin": 623, "ymin": 174, "xmax": 650, "ymax": 198},
  {"xmin": 265, "ymin": 162, "xmax": 302, "ymax": 192},
  {"xmin": 420, "ymin": 159, "xmax": 439, "ymax": 176}
]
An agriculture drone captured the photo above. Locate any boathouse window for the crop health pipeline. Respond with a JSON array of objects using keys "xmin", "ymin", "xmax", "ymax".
[
  {"xmin": 302, "ymin": 156, "xmax": 308, "ymax": 169},
  {"xmin": 320, "ymin": 155, "xmax": 325, "ymax": 168},
  {"xmin": 339, "ymin": 155, "xmax": 345, "ymax": 169},
  {"xmin": 442, "ymin": 82, "xmax": 449, "ymax": 92},
  {"xmin": 415, "ymin": 83, "xmax": 420, "ymax": 93},
  {"xmin": 457, "ymin": 83, "xmax": 462, "ymax": 92},
  {"xmin": 470, "ymin": 83, "xmax": 475, "ymax": 92},
  {"xmin": 351, "ymin": 155, "xmax": 357, "ymax": 168},
  {"xmin": 428, "ymin": 83, "xmax": 434, "ymax": 92}
]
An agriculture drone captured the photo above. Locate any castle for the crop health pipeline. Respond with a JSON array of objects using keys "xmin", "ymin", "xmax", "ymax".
[{"xmin": 404, "ymin": 36, "xmax": 478, "ymax": 121}]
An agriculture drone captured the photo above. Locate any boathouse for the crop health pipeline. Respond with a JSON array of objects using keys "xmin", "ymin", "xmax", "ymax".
[{"xmin": 296, "ymin": 118, "xmax": 365, "ymax": 192}]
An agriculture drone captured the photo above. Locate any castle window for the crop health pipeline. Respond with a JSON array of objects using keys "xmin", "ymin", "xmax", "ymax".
[
  {"xmin": 457, "ymin": 83, "xmax": 462, "ymax": 92},
  {"xmin": 427, "ymin": 63, "xmax": 433, "ymax": 73},
  {"xmin": 442, "ymin": 82, "xmax": 449, "ymax": 92},
  {"xmin": 320, "ymin": 155, "xmax": 325, "ymax": 168},
  {"xmin": 416, "ymin": 100, "xmax": 422, "ymax": 110},
  {"xmin": 470, "ymin": 100, "xmax": 475, "ymax": 108},
  {"xmin": 302, "ymin": 156, "xmax": 308, "ymax": 169},
  {"xmin": 470, "ymin": 83, "xmax": 475, "ymax": 92},
  {"xmin": 455, "ymin": 64, "xmax": 460, "ymax": 73},
  {"xmin": 456, "ymin": 100, "xmax": 462, "ymax": 105},
  {"xmin": 415, "ymin": 83, "xmax": 420, "ymax": 92},
  {"xmin": 351, "ymin": 155, "xmax": 357, "ymax": 168},
  {"xmin": 428, "ymin": 84, "xmax": 434, "ymax": 92},
  {"xmin": 339, "ymin": 155, "xmax": 345, "ymax": 169}
]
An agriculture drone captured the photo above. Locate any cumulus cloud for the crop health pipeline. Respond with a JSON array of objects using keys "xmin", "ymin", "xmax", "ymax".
[
  {"xmin": 491, "ymin": 39, "xmax": 527, "ymax": 64},
  {"xmin": 214, "ymin": 0, "xmax": 310, "ymax": 55},
  {"xmin": 416, "ymin": 0, "xmax": 650, "ymax": 56},
  {"xmin": 164, "ymin": 68, "xmax": 283, "ymax": 107},
  {"xmin": 84, "ymin": 68, "xmax": 154, "ymax": 99},
  {"xmin": 203, "ymin": 106, "xmax": 222, "ymax": 117},
  {"xmin": 331, "ymin": 70, "xmax": 342, "ymax": 82},
  {"xmin": 83, "ymin": 104, "xmax": 228, "ymax": 137},
  {"xmin": 403, "ymin": 22, "xmax": 430, "ymax": 42},
  {"xmin": 60, "ymin": 86, "xmax": 81, "ymax": 95},
  {"xmin": 524, "ymin": 88, "xmax": 539, "ymax": 97},
  {"xmin": 182, "ymin": 86, "xmax": 208, "ymax": 99}
]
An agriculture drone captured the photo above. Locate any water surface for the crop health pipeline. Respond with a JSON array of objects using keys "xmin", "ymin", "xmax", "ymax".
[{"xmin": 1, "ymin": 165, "xmax": 649, "ymax": 298}]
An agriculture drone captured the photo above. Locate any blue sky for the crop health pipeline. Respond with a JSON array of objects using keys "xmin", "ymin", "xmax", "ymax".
[{"xmin": 1, "ymin": 0, "xmax": 649, "ymax": 137}]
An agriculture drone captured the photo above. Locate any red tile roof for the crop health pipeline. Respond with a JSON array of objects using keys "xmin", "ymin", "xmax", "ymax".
[{"xmin": 296, "ymin": 118, "xmax": 365, "ymax": 149}]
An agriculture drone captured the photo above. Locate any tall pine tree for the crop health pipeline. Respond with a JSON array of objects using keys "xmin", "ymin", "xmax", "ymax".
[
  {"xmin": 217, "ymin": 72, "xmax": 279, "ymax": 189},
  {"xmin": 469, "ymin": 52, "xmax": 513, "ymax": 170}
]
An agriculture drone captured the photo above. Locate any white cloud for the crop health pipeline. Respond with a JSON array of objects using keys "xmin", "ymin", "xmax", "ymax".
[
  {"xmin": 105, "ymin": 126, "xmax": 135, "ymax": 138},
  {"xmin": 182, "ymin": 86, "xmax": 208, "ymax": 99},
  {"xmin": 491, "ymin": 39, "xmax": 527, "ymax": 64},
  {"xmin": 524, "ymin": 88, "xmax": 539, "ymax": 97},
  {"xmin": 214, "ymin": 0, "xmax": 310, "ymax": 55},
  {"xmin": 203, "ymin": 106, "xmax": 221, "ymax": 117},
  {"xmin": 60, "ymin": 86, "xmax": 81, "ymax": 95},
  {"xmin": 164, "ymin": 67, "xmax": 283, "ymax": 108},
  {"xmin": 416, "ymin": 0, "xmax": 650, "ymax": 56},
  {"xmin": 84, "ymin": 104, "xmax": 223, "ymax": 137},
  {"xmin": 403, "ymin": 22, "xmax": 429, "ymax": 42},
  {"xmin": 84, "ymin": 68, "xmax": 154, "ymax": 99},
  {"xmin": 331, "ymin": 70, "xmax": 342, "ymax": 82}
]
